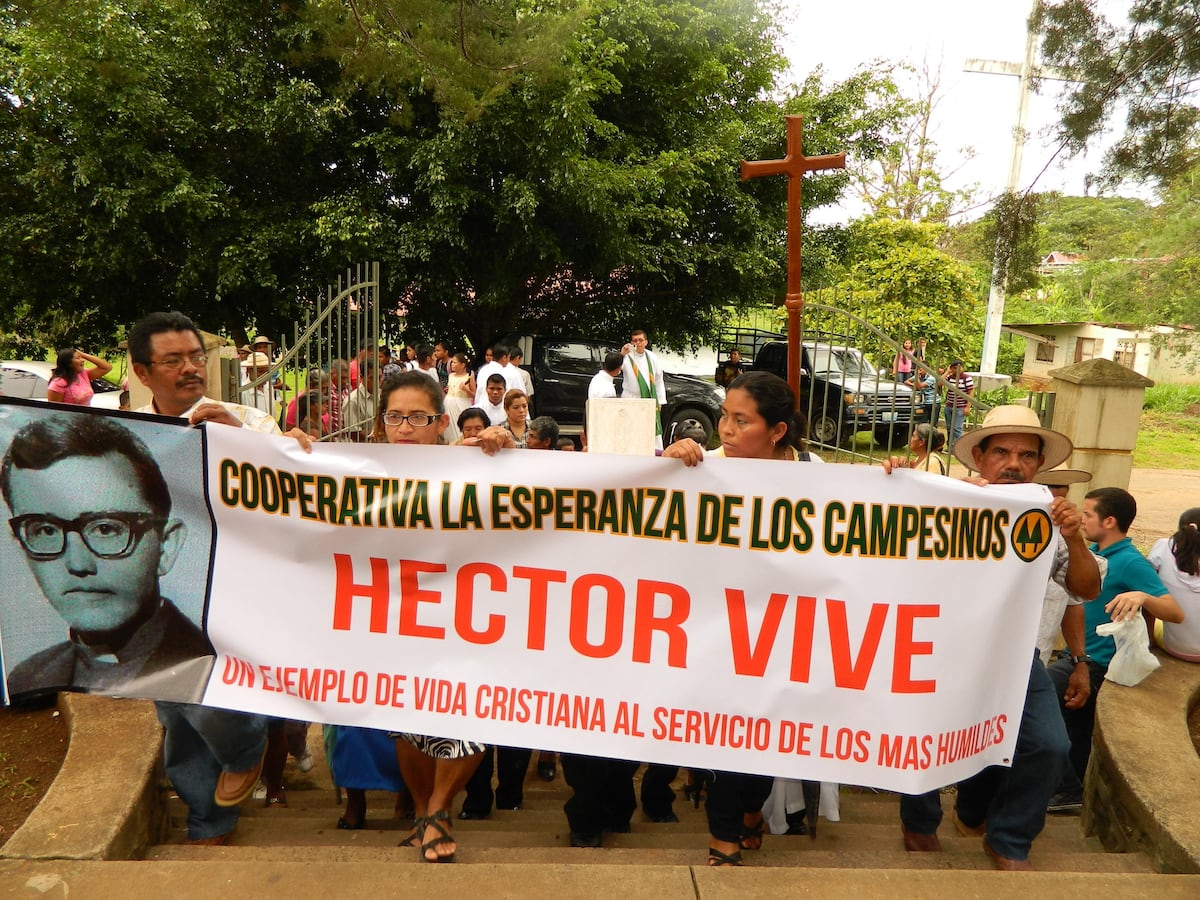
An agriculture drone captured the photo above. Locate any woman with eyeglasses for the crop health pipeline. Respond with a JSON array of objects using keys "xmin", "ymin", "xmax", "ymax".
[
  {"xmin": 366, "ymin": 371, "xmax": 512, "ymax": 861},
  {"xmin": 46, "ymin": 347, "xmax": 113, "ymax": 406}
]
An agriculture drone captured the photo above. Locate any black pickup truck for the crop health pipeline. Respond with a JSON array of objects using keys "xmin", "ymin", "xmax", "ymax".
[
  {"xmin": 512, "ymin": 336, "xmax": 725, "ymax": 445},
  {"xmin": 749, "ymin": 339, "xmax": 924, "ymax": 449}
]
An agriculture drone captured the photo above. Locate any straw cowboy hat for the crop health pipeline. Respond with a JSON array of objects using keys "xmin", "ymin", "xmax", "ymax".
[
  {"xmin": 1033, "ymin": 466, "xmax": 1092, "ymax": 487},
  {"xmin": 953, "ymin": 405, "xmax": 1073, "ymax": 472},
  {"xmin": 240, "ymin": 351, "xmax": 270, "ymax": 368}
]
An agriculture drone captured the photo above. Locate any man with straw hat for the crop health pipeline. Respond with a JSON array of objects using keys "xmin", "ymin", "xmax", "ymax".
[{"xmin": 886, "ymin": 405, "xmax": 1101, "ymax": 870}]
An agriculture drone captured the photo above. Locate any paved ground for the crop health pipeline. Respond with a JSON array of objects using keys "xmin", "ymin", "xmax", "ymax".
[{"xmin": 1127, "ymin": 468, "xmax": 1200, "ymax": 549}]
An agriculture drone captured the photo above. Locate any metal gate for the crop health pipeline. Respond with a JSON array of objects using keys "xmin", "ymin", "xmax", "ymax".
[
  {"xmin": 237, "ymin": 262, "xmax": 383, "ymax": 441},
  {"xmin": 720, "ymin": 300, "xmax": 995, "ymax": 469}
]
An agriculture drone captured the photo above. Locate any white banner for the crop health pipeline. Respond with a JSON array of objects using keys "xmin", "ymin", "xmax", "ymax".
[{"xmin": 0, "ymin": 400, "xmax": 1058, "ymax": 792}]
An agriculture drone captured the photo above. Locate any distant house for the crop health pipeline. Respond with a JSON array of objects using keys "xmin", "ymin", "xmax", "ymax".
[
  {"xmin": 1038, "ymin": 251, "xmax": 1083, "ymax": 273},
  {"xmin": 1003, "ymin": 321, "xmax": 1200, "ymax": 386}
]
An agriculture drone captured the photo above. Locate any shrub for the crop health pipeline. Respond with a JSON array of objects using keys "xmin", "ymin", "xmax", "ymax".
[{"xmin": 1143, "ymin": 383, "xmax": 1200, "ymax": 412}]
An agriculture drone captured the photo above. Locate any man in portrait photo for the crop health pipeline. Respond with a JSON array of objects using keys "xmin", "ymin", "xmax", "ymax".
[{"xmin": 1, "ymin": 411, "xmax": 214, "ymax": 704}]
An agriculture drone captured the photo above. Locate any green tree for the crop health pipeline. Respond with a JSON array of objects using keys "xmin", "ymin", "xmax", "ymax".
[
  {"xmin": 338, "ymin": 0, "xmax": 584, "ymax": 118},
  {"xmin": 1, "ymin": 0, "xmax": 912, "ymax": 358},
  {"xmin": 361, "ymin": 3, "xmax": 913, "ymax": 352},
  {"xmin": 0, "ymin": 0, "xmax": 370, "ymax": 351},
  {"xmin": 1102, "ymin": 164, "xmax": 1200, "ymax": 326},
  {"xmin": 808, "ymin": 218, "xmax": 980, "ymax": 365},
  {"xmin": 1037, "ymin": 194, "xmax": 1152, "ymax": 259},
  {"xmin": 1034, "ymin": 0, "xmax": 1200, "ymax": 188}
]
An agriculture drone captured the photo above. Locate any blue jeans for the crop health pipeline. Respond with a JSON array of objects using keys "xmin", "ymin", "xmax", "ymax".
[
  {"xmin": 155, "ymin": 701, "xmax": 268, "ymax": 840},
  {"xmin": 944, "ymin": 405, "xmax": 966, "ymax": 450},
  {"xmin": 900, "ymin": 654, "xmax": 1069, "ymax": 860}
]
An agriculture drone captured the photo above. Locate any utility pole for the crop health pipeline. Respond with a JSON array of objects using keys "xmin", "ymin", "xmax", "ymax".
[{"xmin": 964, "ymin": 0, "xmax": 1068, "ymax": 379}]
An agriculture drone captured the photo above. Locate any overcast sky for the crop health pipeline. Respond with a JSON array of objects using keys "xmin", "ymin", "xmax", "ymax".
[{"xmin": 776, "ymin": 0, "xmax": 1141, "ymax": 222}]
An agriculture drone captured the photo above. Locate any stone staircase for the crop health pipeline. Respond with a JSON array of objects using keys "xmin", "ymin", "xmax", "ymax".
[
  {"xmin": 6, "ymin": 695, "xmax": 1200, "ymax": 897},
  {"xmin": 148, "ymin": 739, "xmax": 1154, "ymax": 874}
]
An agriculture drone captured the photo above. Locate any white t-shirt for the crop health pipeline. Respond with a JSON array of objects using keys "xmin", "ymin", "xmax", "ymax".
[
  {"xmin": 136, "ymin": 398, "xmax": 281, "ymax": 435},
  {"xmin": 483, "ymin": 400, "xmax": 507, "ymax": 426},
  {"xmin": 1149, "ymin": 537, "xmax": 1200, "ymax": 662},
  {"xmin": 473, "ymin": 361, "xmax": 504, "ymax": 406},
  {"xmin": 588, "ymin": 370, "xmax": 617, "ymax": 399}
]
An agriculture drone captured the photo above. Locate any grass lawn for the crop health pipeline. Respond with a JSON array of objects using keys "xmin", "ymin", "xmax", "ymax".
[
  {"xmin": 808, "ymin": 407, "xmax": 1200, "ymax": 470},
  {"xmin": 1133, "ymin": 409, "xmax": 1200, "ymax": 469}
]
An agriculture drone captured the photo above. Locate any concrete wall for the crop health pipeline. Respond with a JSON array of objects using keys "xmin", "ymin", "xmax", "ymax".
[{"xmin": 1019, "ymin": 324, "xmax": 1200, "ymax": 385}]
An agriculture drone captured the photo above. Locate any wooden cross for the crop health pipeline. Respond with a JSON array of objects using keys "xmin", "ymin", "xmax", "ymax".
[{"xmin": 741, "ymin": 116, "xmax": 845, "ymax": 401}]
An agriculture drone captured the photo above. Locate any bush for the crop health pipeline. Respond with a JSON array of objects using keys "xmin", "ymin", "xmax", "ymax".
[{"xmin": 1143, "ymin": 384, "xmax": 1200, "ymax": 412}]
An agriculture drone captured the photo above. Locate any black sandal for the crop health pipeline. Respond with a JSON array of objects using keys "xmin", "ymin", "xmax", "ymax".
[
  {"xmin": 419, "ymin": 809, "xmax": 457, "ymax": 863},
  {"xmin": 739, "ymin": 814, "xmax": 765, "ymax": 850},
  {"xmin": 707, "ymin": 846, "xmax": 744, "ymax": 867},
  {"xmin": 397, "ymin": 817, "xmax": 423, "ymax": 847}
]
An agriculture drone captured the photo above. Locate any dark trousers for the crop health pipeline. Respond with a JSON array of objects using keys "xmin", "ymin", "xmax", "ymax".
[
  {"xmin": 900, "ymin": 654, "xmax": 1069, "ymax": 860},
  {"xmin": 1047, "ymin": 655, "xmax": 1107, "ymax": 788},
  {"xmin": 640, "ymin": 764, "xmax": 679, "ymax": 819},
  {"xmin": 461, "ymin": 745, "xmax": 532, "ymax": 815},
  {"xmin": 561, "ymin": 753, "xmax": 638, "ymax": 835},
  {"xmin": 704, "ymin": 770, "xmax": 773, "ymax": 844}
]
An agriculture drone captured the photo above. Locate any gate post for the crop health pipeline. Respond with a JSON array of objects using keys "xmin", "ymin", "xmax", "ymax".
[{"xmin": 1048, "ymin": 358, "xmax": 1153, "ymax": 496}]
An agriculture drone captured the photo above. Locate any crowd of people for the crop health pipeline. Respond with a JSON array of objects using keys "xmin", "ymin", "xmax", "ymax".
[{"xmin": 6, "ymin": 319, "xmax": 1197, "ymax": 870}]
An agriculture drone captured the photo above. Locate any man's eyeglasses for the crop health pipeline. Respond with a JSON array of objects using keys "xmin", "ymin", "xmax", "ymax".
[
  {"xmin": 8, "ymin": 512, "xmax": 166, "ymax": 560},
  {"xmin": 380, "ymin": 411, "xmax": 439, "ymax": 427},
  {"xmin": 147, "ymin": 353, "xmax": 208, "ymax": 371}
]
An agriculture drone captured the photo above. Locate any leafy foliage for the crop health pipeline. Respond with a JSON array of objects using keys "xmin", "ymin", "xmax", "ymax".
[
  {"xmin": 1034, "ymin": 0, "xmax": 1200, "ymax": 188},
  {"xmin": 998, "ymin": 174, "xmax": 1199, "ymax": 329},
  {"xmin": 331, "ymin": 4, "xmax": 915, "ymax": 352},
  {"xmin": 0, "ymin": 0, "xmax": 916, "ymax": 357},
  {"xmin": 976, "ymin": 191, "xmax": 1044, "ymax": 294},
  {"xmin": 807, "ymin": 218, "xmax": 981, "ymax": 365},
  {"xmin": 1143, "ymin": 382, "xmax": 1200, "ymax": 412},
  {"xmin": 1037, "ymin": 194, "xmax": 1153, "ymax": 258},
  {"xmin": 0, "ymin": 0, "xmax": 371, "ymax": 351},
  {"xmin": 339, "ymin": 0, "xmax": 584, "ymax": 118}
]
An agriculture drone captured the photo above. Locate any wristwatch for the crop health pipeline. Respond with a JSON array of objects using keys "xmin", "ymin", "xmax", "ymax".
[{"xmin": 1070, "ymin": 653, "xmax": 1092, "ymax": 665}]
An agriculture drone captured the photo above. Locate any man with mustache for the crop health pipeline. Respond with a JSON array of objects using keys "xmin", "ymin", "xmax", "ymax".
[
  {"xmin": 128, "ymin": 311, "xmax": 288, "ymax": 845},
  {"xmin": 886, "ymin": 405, "xmax": 1100, "ymax": 870}
]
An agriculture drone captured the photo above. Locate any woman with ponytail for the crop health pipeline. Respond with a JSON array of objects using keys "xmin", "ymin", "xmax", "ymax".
[{"xmin": 1149, "ymin": 508, "xmax": 1200, "ymax": 661}]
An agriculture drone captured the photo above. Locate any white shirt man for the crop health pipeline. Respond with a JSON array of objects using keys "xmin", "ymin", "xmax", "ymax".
[
  {"xmin": 341, "ymin": 361, "xmax": 378, "ymax": 441},
  {"xmin": 620, "ymin": 330, "xmax": 668, "ymax": 449},
  {"xmin": 126, "ymin": 311, "xmax": 287, "ymax": 846},
  {"xmin": 588, "ymin": 352, "xmax": 624, "ymax": 399},
  {"xmin": 473, "ymin": 345, "xmax": 508, "ymax": 407},
  {"xmin": 239, "ymin": 352, "xmax": 273, "ymax": 415},
  {"xmin": 481, "ymin": 374, "xmax": 508, "ymax": 425},
  {"xmin": 510, "ymin": 350, "xmax": 534, "ymax": 398}
]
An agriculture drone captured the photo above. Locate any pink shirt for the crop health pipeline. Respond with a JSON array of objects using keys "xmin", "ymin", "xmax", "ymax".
[{"xmin": 47, "ymin": 373, "xmax": 94, "ymax": 406}]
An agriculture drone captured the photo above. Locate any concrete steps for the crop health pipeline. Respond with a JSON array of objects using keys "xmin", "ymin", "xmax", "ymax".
[
  {"xmin": 9, "ymin": 696, "xmax": 1199, "ymax": 898},
  {"xmin": 9, "ymin": 860, "xmax": 1200, "ymax": 900},
  {"xmin": 145, "ymin": 736, "xmax": 1155, "ymax": 877}
]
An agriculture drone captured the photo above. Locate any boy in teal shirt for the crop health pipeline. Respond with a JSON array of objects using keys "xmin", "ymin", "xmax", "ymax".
[{"xmin": 1047, "ymin": 487, "xmax": 1183, "ymax": 811}]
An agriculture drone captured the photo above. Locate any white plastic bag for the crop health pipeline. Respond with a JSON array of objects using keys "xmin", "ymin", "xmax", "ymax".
[{"xmin": 1096, "ymin": 618, "xmax": 1160, "ymax": 686}]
